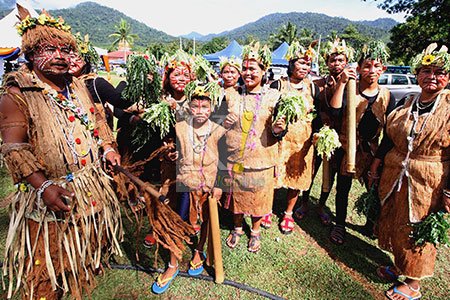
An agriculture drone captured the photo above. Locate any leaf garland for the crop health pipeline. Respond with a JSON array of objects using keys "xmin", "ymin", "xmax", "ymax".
[
  {"xmin": 315, "ymin": 125, "xmax": 341, "ymax": 159},
  {"xmin": 141, "ymin": 101, "xmax": 175, "ymax": 139},
  {"xmin": 274, "ymin": 92, "xmax": 311, "ymax": 126},
  {"xmin": 122, "ymin": 54, "xmax": 161, "ymax": 107},
  {"xmin": 411, "ymin": 211, "xmax": 450, "ymax": 248}
]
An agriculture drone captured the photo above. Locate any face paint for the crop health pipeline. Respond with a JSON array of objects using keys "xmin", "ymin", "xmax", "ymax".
[
  {"xmin": 32, "ymin": 44, "xmax": 71, "ymax": 75},
  {"xmin": 189, "ymin": 98, "xmax": 211, "ymax": 125},
  {"xmin": 68, "ymin": 51, "xmax": 85, "ymax": 75},
  {"xmin": 169, "ymin": 66, "xmax": 191, "ymax": 93}
]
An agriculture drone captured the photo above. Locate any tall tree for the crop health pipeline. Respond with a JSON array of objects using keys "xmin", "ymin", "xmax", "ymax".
[
  {"xmin": 109, "ymin": 18, "xmax": 139, "ymax": 62},
  {"xmin": 269, "ymin": 21, "xmax": 299, "ymax": 48},
  {"xmin": 200, "ymin": 37, "xmax": 229, "ymax": 55},
  {"xmin": 365, "ymin": 0, "xmax": 449, "ymax": 64}
]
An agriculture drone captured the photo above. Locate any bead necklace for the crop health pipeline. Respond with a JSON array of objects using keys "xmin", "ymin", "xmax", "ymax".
[
  {"xmin": 188, "ymin": 118, "xmax": 212, "ymax": 154},
  {"xmin": 416, "ymin": 97, "xmax": 437, "ymax": 110}
]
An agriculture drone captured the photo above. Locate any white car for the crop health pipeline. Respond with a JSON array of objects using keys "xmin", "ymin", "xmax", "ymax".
[{"xmin": 378, "ymin": 73, "xmax": 421, "ymax": 102}]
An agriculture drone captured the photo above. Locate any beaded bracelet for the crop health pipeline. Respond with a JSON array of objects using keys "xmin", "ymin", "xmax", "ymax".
[
  {"xmin": 36, "ymin": 179, "xmax": 54, "ymax": 201},
  {"xmin": 443, "ymin": 189, "xmax": 450, "ymax": 198},
  {"xmin": 102, "ymin": 147, "xmax": 116, "ymax": 162}
]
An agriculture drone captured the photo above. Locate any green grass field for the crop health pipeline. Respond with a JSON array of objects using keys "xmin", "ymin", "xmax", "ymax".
[{"xmin": 0, "ymin": 164, "xmax": 449, "ymax": 300}]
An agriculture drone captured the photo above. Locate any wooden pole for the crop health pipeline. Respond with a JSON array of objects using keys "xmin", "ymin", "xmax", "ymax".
[
  {"xmin": 322, "ymin": 156, "xmax": 331, "ymax": 192},
  {"xmin": 207, "ymin": 196, "xmax": 224, "ymax": 284},
  {"xmin": 346, "ymin": 78, "xmax": 357, "ymax": 174}
]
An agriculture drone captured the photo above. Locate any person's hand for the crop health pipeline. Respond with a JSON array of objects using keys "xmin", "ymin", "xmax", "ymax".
[
  {"xmin": 166, "ymin": 150, "xmax": 178, "ymax": 162},
  {"xmin": 223, "ymin": 112, "xmax": 237, "ymax": 129},
  {"xmin": 42, "ymin": 185, "xmax": 73, "ymax": 212},
  {"xmin": 312, "ymin": 133, "xmax": 319, "ymax": 146},
  {"xmin": 367, "ymin": 159, "xmax": 382, "ymax": 189},
  {"xmin": 105, "ymin": 150, "xmax": 121, "ymax": 167},
  {"xmin": 443, "ymin": 191, "xmax": 450, "ymax": 213},
  {"xmin": 273, "ymin": 116, "xmax": 286, "ymax": 134},
  {"xmin": 337, "ymin": 66, "xmax": 357, "ymax": 85},
  {"xmin": 211, "ymin": 187, "xmax": 222, "ymax": 200},
  {"xmin": 147, "ymin": 73, "xmax": 154, "ymax": 83}
]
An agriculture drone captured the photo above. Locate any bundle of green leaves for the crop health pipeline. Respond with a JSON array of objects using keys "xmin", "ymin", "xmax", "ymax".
[
  {"xmin": 412, "ymin": 211, "xmax": 450, "ymax": 248},
  {"xmin": 354, "ymin": 186, "xmax": 380, "ymax": 222},
  {"xmin": 274, "ymin": 92, "xmax": 311, "ymax": 126},
  {"xmin": 122, "ymin": 54, "xmax": 161, "ymax": 107},
  {"xmin": 142, "ymin": 101, "xmax": 175, "ymax": 139},
  {"xmin": 315, "ymin": 125, "xmax": 341, "ymax": 159}
]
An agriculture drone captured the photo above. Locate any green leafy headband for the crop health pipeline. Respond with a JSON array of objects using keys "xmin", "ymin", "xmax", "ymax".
[
  {"xmin": 75, "ymin": 33, "xmax": 99, "ymax": 67},
  {"xmin": 184, "ymin": 80, "xmax": 222, "ymax": 109},
  {"xmin": 411, "ymin": 43, "xmax": 450, "ymax": 74},
  {"xmin": 219, "ymin": 56, "xmax": 242, "ymax": 71},
  {"xmin": 284, "ymin": 41, "xmax": 317, "ymax": 62},
  {"xmin": 16, "ymin": 12, "xmax": 71, "ymax": 36},
  {"xmin": 161, "ymin": 49, "xmax": 193, "ymax": 71},
  {"xmin": 192, "ymin": 55, "xmax": 217, "ymax": 82},
  {"xmin": 242, "ymin": 42, "xmax": 272, "ymax": 69},
  {"xmin": 360, "ymin": 40, "xmax": 389, "ymax": 63},
  {"xmin": 325, "ymin": 38, "xmax": 355, "ymax": 62}
]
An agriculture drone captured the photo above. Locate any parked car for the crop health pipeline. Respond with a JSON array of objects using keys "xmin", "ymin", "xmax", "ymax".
[
  {"xmin": 378, "ymin": 73, "xmax": 421, "ymax": 102},
  {"xmin": 113, "ymin": 66, "xmax": 127, "ymax": 77}
]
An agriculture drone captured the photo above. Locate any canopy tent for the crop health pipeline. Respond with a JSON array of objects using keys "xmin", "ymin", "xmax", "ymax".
[
  {"xmin": 271, "ymin": 42, "xmax": 289, "ymax": 66},
  {"xmin": 203, "ymin": 40, "xmax": 243, "ymax": 63},
  {"xmin": 0, "ymin": 0, "xmax": 39, "ymax": 48}
]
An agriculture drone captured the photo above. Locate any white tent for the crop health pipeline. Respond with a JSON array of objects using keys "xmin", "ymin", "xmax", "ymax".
[
  {"xmin": 94, "ymin": 46, "xmax": 108, "ymax": 56},
  {"xmin": 0, "ymin": 0, "xmax": 39, "ymax": 48}
]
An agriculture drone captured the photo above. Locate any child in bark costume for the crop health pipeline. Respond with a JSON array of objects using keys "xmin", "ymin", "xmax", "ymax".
[
  {"xmin": 0, "ymin": 5, "xmax": 122, "ymax": 299},
  {"xmin": 328, "ymin": 40, "xmax": 397, "ymax": 245},
  {"xmin": 224, "ymin": 42, "xmax": 286, "ymax": 253},
  {"xmin": 295, "ymin": 39, "xmax": 354, "ymax": 226},
  {"xmin": 372, "ymin": 43, "xmax": 450, "ymax": 300},
  {"xmin": 268, "ymin": 41, "xmax": 322, "ymax": 234},
  {"xmin": 151, "ymin": 81, "xmax": 226, "ymax": 293}
]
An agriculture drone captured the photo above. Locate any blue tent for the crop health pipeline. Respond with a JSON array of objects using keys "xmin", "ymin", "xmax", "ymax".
[
  {"xmin": 203, "ymin": 40, "xmax": 243, "ymax": 63},
  {"xmin": 271, "ymin": 42, "xmax": 289, "ymax": 66}
]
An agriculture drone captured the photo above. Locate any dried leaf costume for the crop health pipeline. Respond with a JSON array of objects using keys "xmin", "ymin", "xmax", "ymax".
[
  {"xmin": 274, "ymin": 41, "xmax": 317, "ymax": 191},
  {"xmin": 0, "ymin": 6, "xmax": 122, "ymax": 299},
  {"xmin": 378, "ymin": 44, "xmax": 450, "ymax": 280}
]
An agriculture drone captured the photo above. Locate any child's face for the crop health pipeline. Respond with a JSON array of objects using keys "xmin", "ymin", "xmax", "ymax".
[
  {"xmin": 189, "ymin": 98, "xmax": 211, "ymax": 125},
  {"xmin": 291, "ymin": 58, "xmax": 311, "ymax": 80},
  {"xmin": 327, "ymin": 53, "xmax": 347, "ymax": 76},
  {"xmin": 357, "ymin": 58, "xmax": 385, "ymax": 84}
]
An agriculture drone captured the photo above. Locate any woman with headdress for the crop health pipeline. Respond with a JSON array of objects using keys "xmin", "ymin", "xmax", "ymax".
[
  {"xmin": 268, "ymin": 41, "xmax": 322, "ymax": 234},
  {"xmin": 223, "ymin": 42, "xmax": 285, "ymax": 253},
  {"xmin": 0, "ymin": 5, "xmax": 122, "ymax": 299},
  {"xmin": 374, "ymin": 43, "xmax": 450, "ymax": 300},
  {"xmin": 328, "ymin": 40, "xmax": 397, "ymax": 245}
]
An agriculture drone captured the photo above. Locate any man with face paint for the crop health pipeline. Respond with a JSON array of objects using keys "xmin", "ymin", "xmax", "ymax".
[
  {"xmin": 328, "ymin": 40, "xmax": 396, "ymax": 245},
  {"xmin": 0, "ymin": 5, "xmax": 122, "ymax": 299},
  {"xmin": 269, "ymin": 41, "xmax": 322, "ymax": 234}
]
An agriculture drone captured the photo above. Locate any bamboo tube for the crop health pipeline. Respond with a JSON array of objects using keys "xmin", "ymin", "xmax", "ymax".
[
  {"xmin": 346, "ymin": 78, "xmax": 356, "ymax": 174},
  {"xmin": 208, "ymin": 196, "xmax": 224, "ymax": 284},
  {"xmin": 322, "ymin": 157, "xmax": 331, "ymax": 192}
]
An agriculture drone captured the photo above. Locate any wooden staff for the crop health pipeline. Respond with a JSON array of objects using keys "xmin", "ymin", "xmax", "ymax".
[
  {"xmin": 346, "ymin": 77, "xmax": 357, "ymax": 174},
  {"xmin": 114, "ymin": 165, "xmax": 169, "ymax": 204},
  {"xmin": 322, "ymin": 156, "xmax": 331, "ymax": 192},
  {"xmin": 206, "ymin": 196, "xmax": 224, "ymax": 284}
]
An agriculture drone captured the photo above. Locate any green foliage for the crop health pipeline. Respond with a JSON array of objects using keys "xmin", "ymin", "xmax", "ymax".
[
  {"xmin": 109, "ymin": 18, "xmax": 139, "ymax": 51},
  {"xmin": 354, "ymin": 187, "xmax": 380, "ymax": 222},
  {"xmin": 199, "ymin": 37, "xmax": 229, "ymax": 55},
  {"xmin": 315, "ymin": 126, "xmax": 341, "ymax": 159},
  {"xmin": 412, "ymin": 211, "xmax": 450, "ymax": 248},
  {"xmin": 141, "ymin": 102, "xmax": 175, "ymax": 139},
  {"xmin": 122, "ymin": 55, "xmax": 161, "ymax": 106},
  {"xmin": 275, "ymin": 92, "xmax": 312, "ymax": 125}
]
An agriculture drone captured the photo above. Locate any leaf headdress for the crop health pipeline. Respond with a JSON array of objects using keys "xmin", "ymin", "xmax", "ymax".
[
  {"xmin": 325, "ymin": 38, "xmax": 355, "ymax": 62},
  {"xmin": 284, "ymin": 41, "xmax": 317, "ymax": 62},
  {"xmin": 219, "ymin": 55, "xmax": 242, "ymax": 72},
  {"xmin": 360, "ymin": 40, "xmax": 389, "ymax": 64},
  {"xmin": 410, "ymin": 43, "xmax": 450, "ymax": 74},
  {"xmin": 184, "ymin": 80, "xmax": 222, "ymax": 110},
  {"xmin": 242, "ymin": 42, "xmax": 272, "ymax": 70}
]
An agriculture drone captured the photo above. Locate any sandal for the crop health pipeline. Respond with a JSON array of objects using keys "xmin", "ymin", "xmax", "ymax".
[
  {"xmin": 261, "ymin": 212, "xmax": 272, "ymax": 229},
  {"xmin": 294, "ymin": 207, "xmax": 308, "ymax": 220},
  {"xmin": 377, "ymin": 265, "xmax": 400, "ymax": 282},
  {"xmin": 317, "ymin": 211, "xmax": 331, "ymax": 226},
  {"xmin": 248, "ymin": 229, "xmax": 261, "ymax": 253},
  {"xmin": 330, "ymin": 224, "xmax": 346, "ymax": 245},
  {"xmin": 188, "ymin": 250, "xmax": 206, "ymax": 276},
  {"xmin": 151, "ymin": 262, "xmax": 179, "ymax": 294},
  {"xmin": 385, "ymin": 282, "xmax": 421, "ymax": 300},
  {"xmin": 226, "ymin": 228, "xmax": 244, "ymax": 249},
  {"xmin": 279, "ymin": 211, "xmax": 295, "ymax": 234}
]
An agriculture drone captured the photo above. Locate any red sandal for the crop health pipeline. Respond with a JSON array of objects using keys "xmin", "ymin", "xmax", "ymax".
[
  {"xmin": 261, "ymin": 212, "xmax": 272, "ymax": 229},
  {"xmin": 280, "ymin": 211, "xmax": 295, "ymax": 234}
]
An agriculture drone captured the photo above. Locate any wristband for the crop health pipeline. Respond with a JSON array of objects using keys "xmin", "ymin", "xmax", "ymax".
[
  {"xmin": 36, "ymin": 179, "xmax": 54, "ymax": 204},
  {"xmin": 102, "ymin": 147, "xmax": 116, "ymax": 162},
  {"xmin": 443, "ymin": 189, "xmax": 450, "ymax": 198}
]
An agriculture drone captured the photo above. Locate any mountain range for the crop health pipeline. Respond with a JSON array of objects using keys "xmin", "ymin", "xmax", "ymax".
[{"xmin": 0, "ymin": 1, "xmax": 397, "ymax": 49}]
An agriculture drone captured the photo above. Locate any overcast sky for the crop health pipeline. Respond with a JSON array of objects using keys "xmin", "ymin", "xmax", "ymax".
[{"xmin": 29, "ymin": 0, "xmax": 406, "ymax": 36}]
